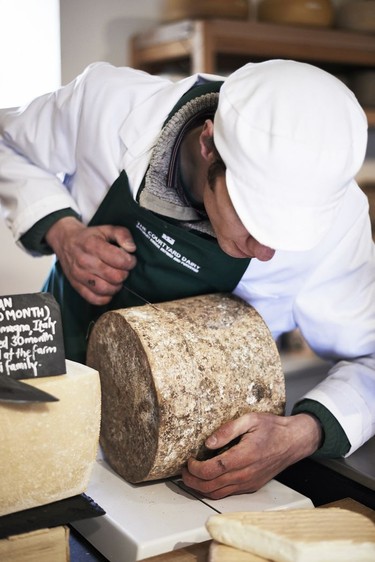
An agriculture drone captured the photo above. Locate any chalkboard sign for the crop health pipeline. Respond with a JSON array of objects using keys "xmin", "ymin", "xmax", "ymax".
[{"xmin": 0, "ymin": 293, "xmax": 66, "ymax": 379}]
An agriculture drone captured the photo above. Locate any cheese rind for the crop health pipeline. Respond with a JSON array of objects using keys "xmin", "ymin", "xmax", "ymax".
[
  {"xmin": 0, "ymin": 360, "xmax": 101, "ymax": 516},
  {"xmin": 206, "ymin": 508, "xmax": 375, "ymax": 562},
  {"xmin": 86, "ymin": 293, "xmax": 285, "ymax": 482}
]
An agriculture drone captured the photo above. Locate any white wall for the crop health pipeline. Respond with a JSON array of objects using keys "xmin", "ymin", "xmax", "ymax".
[
  {"xmin": 0, "ymin": 0, "xmax": 61, "ymax": 107},
  {"xmin": 0, "ymin": 0, "xmax": 61, "ymax": 296},
  {"xmin": 60, "ymin": 0, "xmax": 164, "ymax": 83},
  {"xmin": 0, "ymin": 0, "xmax": 165, "ymax": 298}
]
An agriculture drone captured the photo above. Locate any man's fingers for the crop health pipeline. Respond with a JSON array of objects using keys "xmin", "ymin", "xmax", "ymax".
[
  {"xmin": 181, "ymin": 460, "xmax": 263, "ymax": 499},
  {"xmin": 102, "ymin": 225, "xmax": 137, "ymax": 253},
  {"xmin": 205, "ymin": 413, "xmax": 256, "ymax": 451},
  {"xmin": 187, "ymin": 438, "xmax": 251, "ymax": 480}
]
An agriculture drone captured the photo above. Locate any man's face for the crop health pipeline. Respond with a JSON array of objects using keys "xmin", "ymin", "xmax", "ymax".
[{"xmin": 203, "ymin": 175, "xmax": 275, "ymax": 262}]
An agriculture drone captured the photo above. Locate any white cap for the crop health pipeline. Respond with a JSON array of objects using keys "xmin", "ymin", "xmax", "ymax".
[{"xmin": 214, "ymin": 60, "xmax": 368, "ymax": 251}]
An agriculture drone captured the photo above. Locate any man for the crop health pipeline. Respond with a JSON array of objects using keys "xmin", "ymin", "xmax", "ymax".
[{"xmin": 0, "ymin": 59, "xmax": 374, "ymax": 499}]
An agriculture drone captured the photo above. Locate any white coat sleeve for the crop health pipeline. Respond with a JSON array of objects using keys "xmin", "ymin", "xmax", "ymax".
[
  {"xmin": 0, "ymin": 64, "xmax": 99, "ymax": 245},
  {"xmin": 293, "ymin": 195, "xmax": 375, "ymax": 455}
]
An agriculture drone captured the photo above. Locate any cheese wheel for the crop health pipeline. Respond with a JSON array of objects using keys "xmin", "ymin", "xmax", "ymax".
[
  {"xmin": 162, "ymin": 0, "xmax": 249, "ymax": 22},
  {"xmin": 258, "ymin": 0, "xmax": 334, "ymax": 28},
  {"xmin": 86, "ymin": 293, "xmax": 285, "ymax": 483},
  {"xmin": 336, "ymin": 1, "xmax": 375, "ymax": 34},
  {"xmin": 0, "ymin": 361, "xmax": 101, "ymax": 517},
  {"xmin": 206, "ymin": 508, "xmax": 375, "ymax": 562}
]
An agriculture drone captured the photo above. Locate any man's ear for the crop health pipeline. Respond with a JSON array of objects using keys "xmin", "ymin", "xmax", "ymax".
[{"xmin": 199, "ymin": 119, "xmax": 215, "ymax": 161}]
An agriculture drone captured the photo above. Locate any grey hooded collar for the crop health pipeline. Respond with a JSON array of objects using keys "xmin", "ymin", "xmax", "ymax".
[{"xmin": 139, "ymin": 92, "xmax": 219, "ymax": 237}]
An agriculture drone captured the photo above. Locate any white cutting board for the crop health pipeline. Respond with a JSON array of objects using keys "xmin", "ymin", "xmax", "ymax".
[{"xmin": 72, "ymin": 449, "xmax": 313, "ymax": 561}]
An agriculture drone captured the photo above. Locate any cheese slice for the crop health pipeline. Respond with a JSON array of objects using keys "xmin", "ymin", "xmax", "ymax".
[
  {"xmin": 0, "ymin": 360, "xmax": 101, "ymax": 516},
  {"xmin": 0, "ymin": 526, "xmax": 69, "ymax": 562},
  {"xmin": 206, "ymin": 508, "xmax": 375, "ymax": 562},
  {"xmin": 209, "ymin": 540, "xmax": 269, "ymax": 562}
]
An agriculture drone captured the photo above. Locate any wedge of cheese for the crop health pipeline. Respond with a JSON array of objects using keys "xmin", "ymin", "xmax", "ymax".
[
  {"xmin": 206, "ymin": 508, "xmax": 375, "ymax": 562},
  {"xmin": 0, "ymin": 360, "xmax": 101, "ymax": 516}
]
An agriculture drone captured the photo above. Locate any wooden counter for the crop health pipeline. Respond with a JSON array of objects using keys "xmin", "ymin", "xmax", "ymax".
[{"xmin": 141, "ymin": 540, "xmax": 209, "ymax": 562}]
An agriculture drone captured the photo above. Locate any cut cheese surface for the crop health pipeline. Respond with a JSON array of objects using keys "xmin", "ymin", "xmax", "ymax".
[
  {"xmin": 206, "ymin": 508, "xmax": 375, "ymax": 562},
  {"xmin": 0, "ymin": 360, "xmax": 101, "ymax": 516}
]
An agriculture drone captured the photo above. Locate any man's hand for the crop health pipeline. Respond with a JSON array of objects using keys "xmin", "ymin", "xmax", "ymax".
[
  {"xmin": 181, "ymin": 412, "xmax": 322, "ymax": 499},
  {"xmin": 45, "ymin": 216, "xmax": 137, "ymax": 305}
]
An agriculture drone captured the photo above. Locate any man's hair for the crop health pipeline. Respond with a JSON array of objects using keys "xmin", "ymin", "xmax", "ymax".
[{"xmin": 207, "ymin": 143, "xmax": 226, "ymax": 190}]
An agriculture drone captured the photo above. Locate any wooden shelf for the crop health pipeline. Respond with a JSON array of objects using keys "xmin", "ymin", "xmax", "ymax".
[
  {"xmin": 130, "ymin": 18, "xmax": 375, "ymax": 125},
  {"xmin": 366, "ymin": 108, "xmax": 375, "ymax": 127}
]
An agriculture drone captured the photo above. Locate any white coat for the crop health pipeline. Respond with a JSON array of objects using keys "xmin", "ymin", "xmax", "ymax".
[{"xmin": 0, "ymin": 62, "xmax": 374, "ymax": 455}]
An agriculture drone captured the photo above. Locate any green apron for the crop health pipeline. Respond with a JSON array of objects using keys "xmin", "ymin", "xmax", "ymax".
[{"xmin": 43, "ymin": 171, "xmax": 251, "ymax": 363}]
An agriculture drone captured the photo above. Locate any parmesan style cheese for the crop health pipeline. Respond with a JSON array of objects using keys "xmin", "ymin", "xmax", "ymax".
[
  {"xmin": 206, "ymin": 508, "xmax": 375, "ymax": 562},
  {"xmin": 0, "ymin": 360, "xmax": 101, "ymax": 516}
]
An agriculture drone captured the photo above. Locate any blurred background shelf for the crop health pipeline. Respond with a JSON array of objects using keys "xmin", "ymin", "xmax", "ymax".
[{"xmin": 130, "ymin": 18, "xmax": 375, "ymax": 125}]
